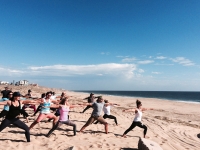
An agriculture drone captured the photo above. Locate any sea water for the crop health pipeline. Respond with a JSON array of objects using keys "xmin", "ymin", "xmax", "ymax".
[{"xmin": 76, "ymin": 91, "xmax": 200, "ymax": 103}]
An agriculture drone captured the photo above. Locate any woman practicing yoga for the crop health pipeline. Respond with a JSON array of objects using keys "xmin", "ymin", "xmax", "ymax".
[
  {"xmin": 29, "ymin": 92, "xmax": 59, "ymax": 130},
  {"xmin": 79, "ymin": 96, "xmax": 113, "ymax": 134},
  {"xmin": 122, "ymin": 99, "xmax": 153, "ymax": 138},
  {"xmin": 94, "ymin": 99, "xmax": 119, "ymax": 125},
  {"xmin": 0, "ymin": 92, "xmax": 38, "ymax": 142},
  {"xmin": 46, "ymin": 97, "xmax": 82, "ymax": 137}
]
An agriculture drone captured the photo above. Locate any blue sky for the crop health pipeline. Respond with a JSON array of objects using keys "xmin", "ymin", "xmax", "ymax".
[{"xmin": 0, "ymin": 0, "xmax": 200, "ymax": 91}]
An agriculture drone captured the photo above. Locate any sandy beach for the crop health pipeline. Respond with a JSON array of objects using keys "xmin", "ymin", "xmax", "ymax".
[{"xmin": 0, "ymin": 85, "xmax": 200, "ymax": 150}]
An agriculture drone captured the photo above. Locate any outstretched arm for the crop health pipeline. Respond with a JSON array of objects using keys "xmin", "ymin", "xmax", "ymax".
[
  {"xmin": 21, "ymin": 98, "xmax": 41, "ymax": 105},
  {"xmin": 50, "ymin": 104, "xmax": 60, "ymax": 109},
  {"xmin": 122, "ymin": 108, "xmax": 136, "ymax": 112},
  {"xmin": 70, "ymin": 104, "xmax": 85, "ymax": 108},
  {"xmin": 105, "ymin": 102, "xmax": 120, "ymax": 107},
  {"xmin": 0, "ymin": 101, "xmax": 8, "ymax": 105},
  {"xmin": 141, "ymin": 107, "xmax": 154, "ymax": 112}
]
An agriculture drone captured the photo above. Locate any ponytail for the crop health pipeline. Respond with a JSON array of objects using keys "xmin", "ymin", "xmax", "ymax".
[{"xmin": 136, "ymin": 99, "xmax": 141, "ymax": 107}]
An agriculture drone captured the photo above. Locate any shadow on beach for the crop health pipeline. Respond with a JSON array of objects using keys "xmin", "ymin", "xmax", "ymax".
[
  {"xmin": 114, "ymin": 133, "xmax": 140, "ymax": 138},
  {"xmin": 120, "ymin": 148, "xmax": 138, "ymax": 150},
  {"xmin": 197, "ymin": 134, "xmax": 200, "ymax": 138},
  {"xmin": 0, "ymin": 138, "xmax": 25, "ymax": 142}
]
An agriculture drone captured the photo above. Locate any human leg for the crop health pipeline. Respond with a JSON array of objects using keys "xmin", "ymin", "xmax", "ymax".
[
  {"xmin": 97, "ymin": 116, "xmax": 108, "ymax": 134},
  {"xmin": 46, "ymin": 113, "xmax": 58, "ymax": 128},
  {"xmin": 48, "ymin": 109, "xmax": 60, "ymax": 122},
  {"xmin": 79, "ymin": 116, "xmax": 94, "ymax": 133},
  {"xmin": 12, "ymin": 118, "xmax": 30, "ymax": 142},
  {"xmin": 136, "ymin": 122, "xmax": 147, "ymax": 138},
  {"xmin": 33, "ymin": 105, "xmax": 42, "ymax": 116},
  {"xmin": 104, "ymin": 114, "xmax": 118, "ymax": 125},
  {"xmin": 0, "ymin": 118, "xmax": 12, "ymax": 132},
  {"xmin": 30, "ymin": 105, "xmax": 36, "ymax": 112},
  {"xmin": 64, "ymin": 120, "xmax": 77, "ymax": 136},
  {"xmin": 82, "ymin": 105, "xmax": 91, "ymax": 113},
  {"xmin": 46, "ymin": 121, "xmax": 60, "ymax": 137},
  {"xmin": 0, "ymin": 110, "xmax": 8, "ymax": 118},
  {"xmin": 122, "ymin": 121, "xmax": 137, "ymax": 137},
  {"xmin": 29, "ymin": 113, "xmax": 46, "ymax": 130}
]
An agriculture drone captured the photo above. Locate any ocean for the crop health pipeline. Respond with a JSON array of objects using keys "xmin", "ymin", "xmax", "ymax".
[{"xmin": 76, "ymin": 91, "xmax": 200, "ymax": 103}]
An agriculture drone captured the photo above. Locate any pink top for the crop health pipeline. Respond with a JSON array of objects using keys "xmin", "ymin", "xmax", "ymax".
[{"xmin": 59, "ymin": 106, "xmax": 70, "ymax": 121}]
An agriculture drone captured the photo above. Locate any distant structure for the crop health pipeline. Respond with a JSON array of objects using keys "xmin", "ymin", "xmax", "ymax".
[
  {"xmin": 15, "ymin": 80, "xmax": 29, "ymax": 86},
  {"xmin": 0, "ymin": 81, "xmax": 9, "ymax": 85}
]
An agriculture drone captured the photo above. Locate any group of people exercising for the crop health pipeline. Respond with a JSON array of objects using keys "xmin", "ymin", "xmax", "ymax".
[{"xmin": 0, "ymin": 87, "xmax": 151, "ymax": 142}]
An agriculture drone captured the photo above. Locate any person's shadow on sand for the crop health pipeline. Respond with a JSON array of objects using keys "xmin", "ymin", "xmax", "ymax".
[
  {"xmin": 120, "ymin": 148, "xmax": 138, "ymax": 150},
  {"xmin": 0, "ymin": 139, "xmax": 25, "ymax": 142},
  {"xmin": 197, "ymin": 133, "xmax": 200, "ymax": 138}
]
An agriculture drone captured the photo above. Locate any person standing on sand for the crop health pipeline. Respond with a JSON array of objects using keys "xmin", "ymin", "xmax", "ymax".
[
  {"xmin": 0, "ymin": 92, "xmax": 39, "ymax": 142},
  {"xmin": 93, "ymin": 99, "xmax": 120, "ymax": 125},
  {"xmin": 79, "ymin": 96, "xmax": 111, "ymax": 134},
  {"xmin": 122, "ymin": 99, "xmax": 153, "ymax": 138},
  {"xmin": 29, "ymin": 91, "xmax": 59, "ymax": 130},
  {"xmin": 22, "ymin": 89, "xmax": 37, "ymax": 113},
  {"xmin": 1, "ymin": 87, "xmax": 11, "ymax": 101},
  {"xmin": 46, "ymin": 97, "xmax": 83, "ymax": 137},
  {"xmin": 33, "ymin": 93, "xmax": 46, "ymax": 116},
  {"xmin": 0, "ymin": 91, "xmax": 14, "ymax": 118},
  {"xmin": 81, "ymin": 93, "xmax": 97, "ymax": 113}
]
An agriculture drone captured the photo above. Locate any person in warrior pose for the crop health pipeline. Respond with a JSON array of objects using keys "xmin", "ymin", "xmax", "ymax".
[
  {"xmin": 80, "ymin": 96, "xmax": 116, "ymax": 134},
  {"xmin": 0, "ymin": 92, "xmax": 39, "ymax": 142},
  {"xmin": 122, "ymin": 99, "xmax": 153, "ymax": 138},
  {"xmin": 94, "ymin": 99, "xmax": 120, "ymax": 125},
  {"xmin": 33, "ymin": 93, "xmax": 46, "ymax": 116},
  {"xmin": 46, "ymin": 97, "xmax": 83, "ymax": 137},
  {"xmin": 29, "ymin": 92, "xmax": 59, "ymax": 130},
  {"xmin": 81, "ymin": 93, "xmax": 97, "ymax": 113}
]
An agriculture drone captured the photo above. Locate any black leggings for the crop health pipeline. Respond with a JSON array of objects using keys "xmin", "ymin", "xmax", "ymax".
[
  {"xmin": 123, "ymin": 121, "xmax": 147, "ymax": 136},
  {"xmin": 82, "ymin": 105, "xmax": 92, "ymax": 113},
  {"xmin": 94, "ymin": 114, "xmax": 118, "ymax": 125},
  {"xmin": 33, "ymin": 105, "xmax": 42, "ymax": 116},
  {"xmin": 0, "ymin": 118, "xmax": 30, "ymax": 142},
  {"xmin": 0, "ymin": 110, "xmax": 8, "ymax": 118}
]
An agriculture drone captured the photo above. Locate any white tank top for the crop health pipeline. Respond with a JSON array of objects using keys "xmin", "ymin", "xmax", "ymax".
[
  {"xmin": 103, "ymin": 105, "xmax": 111, "ymax": 115},
  {"xmin": 133, "ymin": 108, "xmax": 142, "ymax": 122}
]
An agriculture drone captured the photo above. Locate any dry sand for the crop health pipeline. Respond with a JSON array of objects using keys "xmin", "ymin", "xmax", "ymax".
[{"xmin": 0, "ymin": 85, "xmax": 200, "ymax": 150}]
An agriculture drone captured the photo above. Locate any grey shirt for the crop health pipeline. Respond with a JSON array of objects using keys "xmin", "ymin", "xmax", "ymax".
[{"xmin": 91, "ymin": 102, "xmax": 105, "ymax": 117}]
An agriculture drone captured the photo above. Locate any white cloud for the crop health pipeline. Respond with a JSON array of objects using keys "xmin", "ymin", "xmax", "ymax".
[
  {"xmin": 0, "ymin": 67, "xmax": 24, "ymax": 76},
  {"xmin": 156, "ymin": 56, "xmax": 167, "ymax": 59},
  {"xmin": 116, "ymin": 55, "xmax": 129, "ymax": 58},
  {"xmin": 171, "ymin": 57, "xmax": 195, "ymax": 66},
  {"xmin": 122, "ymin": 57, "xmax": 137, "ymax": 62},
  {"xmin": 101, "ymin": 52, "xmax": 110, "ymax": 55},
  {"xmin": 28, "ymin": 63, "xmax": 137, "ymax": 79},
  {"xmin": 152, "ymin": 72, "xmax": 162, "ymax": 74},
  {"xmin": 138, "ymin": 69, "xmax": 144, "ymax": 73},
  {"xmin": 137, "ymin": 60, "xmax": 154, "ymax": 64},
  {"xmin": 0, "ymin": 63, "xmax": 138, "ymax": 80}
]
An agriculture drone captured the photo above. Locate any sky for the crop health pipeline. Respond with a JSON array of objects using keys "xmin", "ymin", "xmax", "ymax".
[{"xmin": 0, "ymin": 0, "xmax": 200, "ymax": 91}]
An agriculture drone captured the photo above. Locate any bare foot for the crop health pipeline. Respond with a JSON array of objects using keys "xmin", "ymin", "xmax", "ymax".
[{"xmin": 122, "ymin": 135, "xmax": 127, "ymax": 138}]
